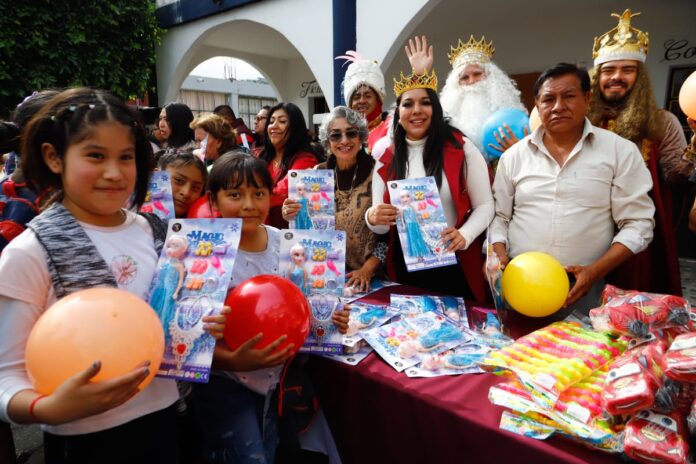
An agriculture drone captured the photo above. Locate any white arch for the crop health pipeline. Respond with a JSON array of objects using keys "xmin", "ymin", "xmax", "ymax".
[{"xmin": 157, "ymin": 0, "xmax": 334, "ymax": 111}]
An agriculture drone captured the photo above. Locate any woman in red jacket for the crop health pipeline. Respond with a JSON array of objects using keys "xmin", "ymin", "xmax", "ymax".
[
  {"xmin": 259, "ymin": 102, "xmax": 319, "ymax": 228},
  {"xmin": 365, "ymin": 71, "xmax": 494, "ymax": 302}
]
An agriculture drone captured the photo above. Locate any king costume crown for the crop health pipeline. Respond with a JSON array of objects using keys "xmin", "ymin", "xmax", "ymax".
[
  {"xmin": 593, "ymin": 9, "xmax": 649, "ymax": 66},
  {"xmin": 393, "ymin": 70, "xmax": 438, "ymax": 98},
  {"xmin": 448, "ymin": 35, "xmax": 495, "ymax": 69}
]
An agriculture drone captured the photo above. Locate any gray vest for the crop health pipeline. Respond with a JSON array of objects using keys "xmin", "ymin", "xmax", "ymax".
[{"xmin": 27, "ymin": 203, "xmax": 167, "ymax": 299}]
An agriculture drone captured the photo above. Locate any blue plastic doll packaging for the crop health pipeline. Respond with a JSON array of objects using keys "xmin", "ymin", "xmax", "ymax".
[
  {"xmin": 387, "ymin": 176, "xmax": 457, "ymax": 271},
  {"xmin": 148, "ymin": 219, "xmax": 242, "ymax": 382},
  {"xmin": 288, "ymin": 169, "xmax": 335, "ymax": 230},
  {"xmin": 140, "ymin": 171, "xmax": 175, "ymax": 220},
  {"xmin": 280, "ymin": 229, "xmax": 345, "ymax": 354}
]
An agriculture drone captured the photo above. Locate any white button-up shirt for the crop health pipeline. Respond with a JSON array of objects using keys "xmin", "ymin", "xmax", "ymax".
[{"xmin": 490, "ymin": 119, "xmax": 655, "ymax": 266}]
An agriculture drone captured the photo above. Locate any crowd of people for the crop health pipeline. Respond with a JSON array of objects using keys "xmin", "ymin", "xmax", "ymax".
[{"xmin": 1, "ymin": 7, "xmax": 696, "ymax": 464}]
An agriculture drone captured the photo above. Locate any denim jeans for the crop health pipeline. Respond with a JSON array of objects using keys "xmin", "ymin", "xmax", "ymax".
[{"xmin": 192, "ymin": 374, "xmax": 278, "ymax": 464}]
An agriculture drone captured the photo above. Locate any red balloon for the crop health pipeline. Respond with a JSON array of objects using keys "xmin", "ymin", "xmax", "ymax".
[
  {"xmin": 224, "ymin": 275, "xmax": 311, "ymax": 355},
  {"xmin": 187, "ymin": 196, "xmax": 221, "ymax": 218}
]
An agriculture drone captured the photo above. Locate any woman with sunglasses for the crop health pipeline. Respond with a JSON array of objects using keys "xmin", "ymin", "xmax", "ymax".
[
  {"xmin": 282, "ymin": 106, "xmax": 385, "ymax": 292},
  {"xmin": 260, "ymin": 102, "xmax": 320, "ymax": 228},
  {"xmin": 365, "ymin": 71, "xmax": 494, "ymax": 302}
]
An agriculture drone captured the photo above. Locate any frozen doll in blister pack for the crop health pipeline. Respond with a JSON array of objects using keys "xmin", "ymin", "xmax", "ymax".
[
  {"xmin": 398, "ymin": 189, "xmax": 431, "ymax": 259},
  {"xmin": 293, "ymin": 182, "xmax": 313, "ymax": 229},
  {"xmin": 287, "ymin": 243, "xmax": 309, "ymax": 294},
  {"xmin": 150, "ymin": 235, "xmax": 188, "ymax": 333}
]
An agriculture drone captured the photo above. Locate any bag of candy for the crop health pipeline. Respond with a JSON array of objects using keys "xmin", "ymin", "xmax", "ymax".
[
  {"xmin": 590, "ymin": 285, "xmax": 690, "ymax": 338},
  {"xmin": 481, "ymin": 321, "xmax": 626, "ymax": 408},
  {"xmin": 623, "ymin": 410, "xmax": 689, "ymax": 464},
  {"xmin": 602, "ymin": 341, "xmax": 665, "ymax": 416}
]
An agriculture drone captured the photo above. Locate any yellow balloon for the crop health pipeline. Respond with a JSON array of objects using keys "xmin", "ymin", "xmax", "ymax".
[{"xmin": 501, "ymin": 252, "xmax": 569, "ymax": 317}]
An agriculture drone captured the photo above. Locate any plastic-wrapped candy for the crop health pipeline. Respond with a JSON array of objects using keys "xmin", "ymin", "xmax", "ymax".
[
  {"xmin": 623, "ymin": 410, "xmax": 688, "ymax": 464},
  {"xmin": 602, "ymin": 342, "xmax": 665, "ymax": 416},
  {"xmin": 590, "ymin": 285, "xmax": 690, "ymax": 338},
  {"xmin": 662, "ymin": 332, "xmax": 696, "ymax": 383},
  {"xmin": 481, "ymin": 321, "xmax": 626, "ymax": 407},
  {"xmin": 688, "ymin": 398, "xmax": 696, "ymax": 438}
]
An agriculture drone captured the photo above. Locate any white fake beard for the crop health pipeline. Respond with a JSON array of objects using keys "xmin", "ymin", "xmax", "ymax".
[{"xmin": 441, "ymin": 82, "xmax": 492, "ymax": 151}]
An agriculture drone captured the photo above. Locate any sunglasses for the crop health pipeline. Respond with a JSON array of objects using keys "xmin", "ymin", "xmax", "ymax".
[
  {"xmin": 328, "ymin": 129, "xmax": 360, "ymax": 142},
  {"xmin": 255, "ymin": 115, "xmax": 267, "ymax": 122}
]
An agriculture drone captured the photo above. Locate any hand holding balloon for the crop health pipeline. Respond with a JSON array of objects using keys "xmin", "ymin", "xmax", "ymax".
[
  {"xmin": 20, "ymin": 360, "xmax": 151, "ymax": 425},
  {"xmin": 218, "ymin": 332, "xmax": 295, "ymax": 371},
  {"xmin": 488, "ymin": 123, "xmax": 530, "ymax": 154},
  {"xmin": 565, "ymin": 264, "xmax": 599, "ymax": 307}
]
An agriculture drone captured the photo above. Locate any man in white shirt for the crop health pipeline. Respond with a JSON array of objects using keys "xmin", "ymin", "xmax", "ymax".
[{"xmin": 490, "ymin": 63, "xmax": 655, "ymax": 314}]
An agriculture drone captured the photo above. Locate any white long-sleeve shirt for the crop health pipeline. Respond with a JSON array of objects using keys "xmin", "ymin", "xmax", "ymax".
[
  {"xmin": 490, "ymin": 119, "xmax": 655, "ymax": 266},
  {"xmin": 367, "ymin": 136, "xmax": 494, "ymax": 249}
]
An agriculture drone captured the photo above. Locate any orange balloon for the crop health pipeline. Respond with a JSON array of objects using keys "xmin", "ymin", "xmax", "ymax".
[
  {"xmin": 25, "ymin": 288, "xmax": 164, "ymax": 394},
  {"xmin": 679, "ymin": 70, "xmax": 696, "ymax": 119}
]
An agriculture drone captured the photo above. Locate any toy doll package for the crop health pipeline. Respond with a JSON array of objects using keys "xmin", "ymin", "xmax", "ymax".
[
  {"xmin": 362, "ymin": 312, "xmax": 467, "ymax": 372},
  {"xmin": 148, "ymin": 218, "xmax": 242, "ymax": 382},
  {"xmin": 387, "ymin": 177, "xmax": 456, "ymax": 271},
  {"xmin": 342, "ymin": 302, "xmax": 397, "ymax": 348},
  {"xmin": 140, "ymin": 171, "xmax": 175, "ymax": 220},
  {"xmin": 405, "ymin": 338, "xmax": 488, "ymax": 377},
  {"xmin": 280, "ymin": 230, "xmax": 346, "ymax": 354},
  {"xmin": 288, "ymin": 169, "xmax": 335, "ymax": 230},
  {"xmin": 390, "ymin": 294, "xmax": 468, "ymax": 327}
]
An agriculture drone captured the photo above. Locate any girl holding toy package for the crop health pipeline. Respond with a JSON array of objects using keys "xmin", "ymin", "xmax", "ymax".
[
  {"xmin": 0, "ymin": 88, "xmax": 226, "ymax": 463},
  {"xmin": 157, "ymin": 148, "xmax": 207, "ymax": 218},
  {"xmin": 366, "ymin": 70, "xmax": 494, "ymax": 302},
  {"xmin": 195, "ymin": 151, "xmax": 342, "ymax": 464}
]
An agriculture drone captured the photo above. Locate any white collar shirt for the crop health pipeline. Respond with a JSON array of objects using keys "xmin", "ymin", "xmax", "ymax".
[{"xmin": 490, "ymin": 118, "xmax": 655, "ymax": 266}]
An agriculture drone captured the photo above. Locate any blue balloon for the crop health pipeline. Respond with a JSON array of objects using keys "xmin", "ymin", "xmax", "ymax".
[{"xmin": 481, "ymin": 108, "xmax": 530, "ymax": 160}]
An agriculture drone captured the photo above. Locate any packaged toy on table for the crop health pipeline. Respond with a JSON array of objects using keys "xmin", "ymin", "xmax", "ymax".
[
  {"xmin": 469, "ymin": 306, "xmax": 513, "ymax": 349},
  {"xmin": 387, "ymin": 176, "xmax": 456, "ymax": 271},
  {"xmin": 148, "ymin": 218, "xmax": 242, "ymax": 382},
  {"xmin": 288, "ymin": 169, "xmax": 334, "ymax": 230},
  {"xmin": 602, "ymin": 341, "xmax": 665, "ymax": 416},
  {"xmin": 590, "ymin": 285, "xmax": 690, "ymax": 338},
  {"xmin": 280, "ymin": 230, "xmax": 345, "ymax": 354},
  {"xmin": 481, "ymin": 321, "xmax": 626, "ymax": 408},
  {"xmin": 688, "ymin": 398, "xmax": 696, "ymax": 437},
  {"xmin": 390, "ymin": 294, "xmax": 468, "ymax": 326},
  {"xmin": 623, "ymin": 410, "xmax": 689, "ymax": 464},
  {"xmin": 342, "ymin": 302, "xmax": 397, "ymax": 349},
  {"xmin": 663, "ymin": 332, "xmax": 696, "ymax": 383},
  {"xmin": 362, "ymin": 311, "xmax": 466, "ymax": 372},
  {"xmin": 405, "ymin": 338, "xmax": 489, "ymax": 377}
]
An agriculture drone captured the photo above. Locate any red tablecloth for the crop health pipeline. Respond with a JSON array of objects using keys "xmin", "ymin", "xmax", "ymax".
[{"xmin": 311, "ymin": 285, "xmax": 620, "ymax": 464}]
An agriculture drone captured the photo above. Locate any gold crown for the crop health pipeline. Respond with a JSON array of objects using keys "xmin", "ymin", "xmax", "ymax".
[
  {"xmin": 593, "ymin": 9, "xmax": 649, "ymax": 66},
  {"xmin": 393, "ymin": 70, "xmax": 438, "ymax": 98},
  {"xmin": 448, "ymin": 35, "xmax": 495, "ymax": 69}
]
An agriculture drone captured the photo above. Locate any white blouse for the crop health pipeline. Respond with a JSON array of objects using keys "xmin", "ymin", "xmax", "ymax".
[{"xmin": 367, "ymin": 136, "xmax": 494, "ymax": 249}]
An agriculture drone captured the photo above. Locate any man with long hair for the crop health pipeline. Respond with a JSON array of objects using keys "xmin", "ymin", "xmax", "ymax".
[{"xmin": 589, "ymin": 9, "xmax": 692, "ymax": 295}]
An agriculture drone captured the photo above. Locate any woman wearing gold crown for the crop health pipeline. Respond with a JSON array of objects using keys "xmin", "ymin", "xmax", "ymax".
[{"xmin": 365, "ymin": 69, "xmax": 494, "ymax": 302}]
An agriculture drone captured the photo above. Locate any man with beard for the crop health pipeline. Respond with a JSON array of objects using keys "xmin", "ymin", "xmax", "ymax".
[
  {"xmin": 589, "ymin": 9, "xmax": 692, "ymax": 295},
  {"xmin": 406, "ymin": 35, "xmax": 527, "ymax": 155}
]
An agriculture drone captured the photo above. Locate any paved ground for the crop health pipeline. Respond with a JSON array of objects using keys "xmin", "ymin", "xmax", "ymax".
[{"xmin": 9, "ymin": 258, "xmax": 696, "ymax": 463}]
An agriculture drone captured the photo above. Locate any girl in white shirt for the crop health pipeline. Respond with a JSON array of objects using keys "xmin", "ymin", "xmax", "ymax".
[{"xmin": 0, "ymin": 88, "xmax": 224, "ymax": 463}]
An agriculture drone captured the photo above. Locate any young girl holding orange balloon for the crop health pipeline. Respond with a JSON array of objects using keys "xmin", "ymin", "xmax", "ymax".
[
  {"xmin": 194, "ymin": 151, "xmax": 344, "ymax": 464},
  {"xmin": 0, "ymin": 88, "xmax": 225, "ymax": 463}
]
